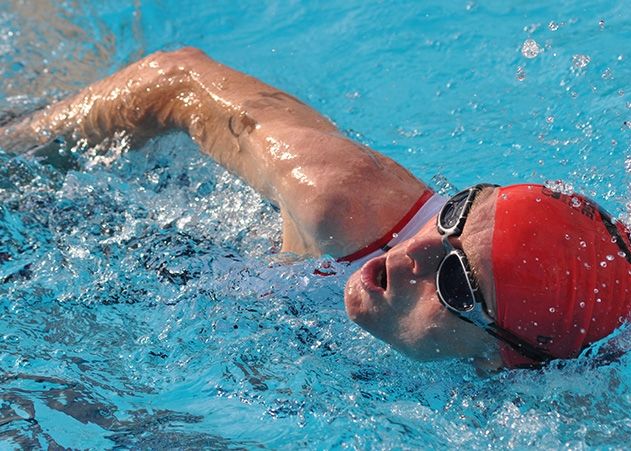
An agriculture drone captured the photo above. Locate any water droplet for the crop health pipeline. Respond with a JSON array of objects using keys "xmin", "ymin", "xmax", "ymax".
[
  {"xmin": 409, "ymin": 279, "xmax": 417, "ymax": 284},
  {"xmin": 606, "ymin": 255, "xmax": 615, "ymax": 261},
  {"xmin": 579, "ymin": 301, "xmax": 586, "ymax": 308},
  {"xmin": 572, "ymin": 54, "xmax": 591, "ymax": 69},
  {"xmin": 601, "ymin": 68, "xmax": 613, "ymax": 79},
  {"xmin": 580, "ymin": 328, "xmax": 586, "ymax": 334},
  {"xmin": 535, "ymin": 198, "xmax": 542, "ymax": 203},
  {"xmin": 596, "ymin": 298, "xmax": 602, "ymax": 303},
  {"xmin": 546, "ymin": 116, "xmax": 555, "ymax": 124},
  {"xmin": 593, "ymin": 288, "xmax": 599, "ymax": 294},
  {"xmin": 618, "ymin": 251, "xmax": 627, "ymax": 258},
  {"xmin": 516, "ymin": 66, "xmax": 526, "ymax": 81},
  {"xmin": 544, "ymin": 180, "xmax": 574, "ymax": 195},
  {"xmin": 549, "ymin": 307, "xmax": 556, "ymax": 313},
  {"xmin": 600, "ymin": 261, "xmax": 607, "ymax": 268},
  {"xmin": 548, "ymin": 21, "xmax": 559, "ymax": 31},
  {"xmin": 599, "ymin": 19, "xmax": 605, "ymax": 29},
  {"xmin": 565, "ymin": 234, "xmax": 571, "ymax": 240},
  {"xmin": 579, "ymin": 241, "xmax": 587, "ymax": 248},
  {"xmin": 521, "ymin": 39, "xmax": 542, "ymax": 59},
  {"xmin": 391, "ymin": 232, "xmax": 398, "ymax": 239}
]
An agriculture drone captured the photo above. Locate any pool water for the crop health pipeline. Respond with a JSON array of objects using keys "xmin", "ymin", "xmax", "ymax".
[{"xmin": 0, "ymin": 0, "xmax": 630, "ymax": 448}]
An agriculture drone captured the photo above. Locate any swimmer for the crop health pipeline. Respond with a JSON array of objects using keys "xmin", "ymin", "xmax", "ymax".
[{"xmin": 1, "ymin": 47, "xmax": 629, "ymax": 368}]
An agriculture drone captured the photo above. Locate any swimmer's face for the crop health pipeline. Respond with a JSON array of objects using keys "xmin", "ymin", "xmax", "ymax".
[{"xmin": 344, "ymin": 187, "xmax": 501, "ymax": 361}]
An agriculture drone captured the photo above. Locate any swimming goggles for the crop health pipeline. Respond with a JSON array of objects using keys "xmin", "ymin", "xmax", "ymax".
[{"xmin": 435, "ymin": 183, "xmax": 554, "ymax": 363}]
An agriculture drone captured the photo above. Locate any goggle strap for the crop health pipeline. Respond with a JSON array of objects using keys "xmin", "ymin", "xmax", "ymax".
[{"xmin": 484, "ymin": 323, "xmax": 554, "ymax": 363}]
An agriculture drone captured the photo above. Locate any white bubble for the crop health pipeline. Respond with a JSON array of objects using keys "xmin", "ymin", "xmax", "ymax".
[
  {"xmin": 522, "ymin": 39, "xmax": 541, "ymax": 58},
  {"xmin": 516, "ymin": 66, "xmax": 526, "ymax": 81},
  {"xmin": 548, "ymin": 21, "xmax": 559, "ymax": 31},
  {"xmin": 544, "ymin": 180, "xmax": 574, "ymax": 195},
  {"xmin": 572, "ymin": 54, "xmax": 591, "ymax": 69}
]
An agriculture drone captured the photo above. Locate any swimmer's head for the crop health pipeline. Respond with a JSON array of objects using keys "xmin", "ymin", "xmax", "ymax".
[
  {"xmin": 344, "ymin": 183, "xmax": 631, "ymax": 367},
  {"xmin": 491, "ymin": 184, "xmax": 631, "ymax": 366}
]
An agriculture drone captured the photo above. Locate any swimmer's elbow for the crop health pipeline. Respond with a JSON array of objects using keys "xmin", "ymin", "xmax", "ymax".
[{"xmin": 146, "ymin": 47, "xmax": 213, "ymax": 72}]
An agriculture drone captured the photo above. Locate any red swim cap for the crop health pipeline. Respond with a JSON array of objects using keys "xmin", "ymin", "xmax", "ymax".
[{"xmin": 492, "ymin": 184, "xmax": 631, "ymax": 367}]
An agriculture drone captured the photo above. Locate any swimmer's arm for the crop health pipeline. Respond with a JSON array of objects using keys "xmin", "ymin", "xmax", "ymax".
[
  {"xmin": 0, "ymin": 48, "xmax": 338, "ymax": 194},
  {"xmin": 0, "ymin": 48, "xmax": 335, "ymax": 160},
  {"xmin": 0, "ymin": 47, "xmax": 426, "ymax": 256}
]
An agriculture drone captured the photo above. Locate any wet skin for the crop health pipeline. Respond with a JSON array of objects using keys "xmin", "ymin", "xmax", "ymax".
[{"xmin": 344, "ymin": 186, "xmax": 502, "ymax": 362}]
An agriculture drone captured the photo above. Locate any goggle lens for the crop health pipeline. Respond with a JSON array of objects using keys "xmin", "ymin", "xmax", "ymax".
[
  {"xmin": 438, "ymin": 190, "xmax": 470, "ymax": 230},
  {"xmin": 437, "ymin": 252, "xmax": 475, "ymax": 312}
]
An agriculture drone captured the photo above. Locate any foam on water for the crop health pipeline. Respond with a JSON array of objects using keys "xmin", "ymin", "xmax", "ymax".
[{"xmin": 0, "ymin": 0, "xmax": 629, "ymax": 448}]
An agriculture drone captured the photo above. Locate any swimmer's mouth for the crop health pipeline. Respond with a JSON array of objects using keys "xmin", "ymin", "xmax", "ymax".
[
  {"xmin": 360, "ymin": 256, "xmax": 388, "ymax": 292},
  {"xmin": 378, "ymin": 268, "xmax": 387, "ymax": 290}
]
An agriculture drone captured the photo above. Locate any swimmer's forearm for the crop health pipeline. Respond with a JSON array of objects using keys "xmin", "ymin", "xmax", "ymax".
[
  {"xmin": 0, "ymin": 49, "xmax": 200, "ymax": 152},
  {"xmin": 0, "ymin": 48, "xmax": 336, "ymax": 178}
]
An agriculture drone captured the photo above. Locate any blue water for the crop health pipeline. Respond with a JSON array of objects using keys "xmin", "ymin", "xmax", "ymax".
[{"xmin": 0, "ymin": 1, "xmax": 630, "ymax": 448}]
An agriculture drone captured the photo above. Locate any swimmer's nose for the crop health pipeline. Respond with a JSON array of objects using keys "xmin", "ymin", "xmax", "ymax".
[{"xmin": 404, "ymin": 234, "xmax": 445, "ymax": 276}]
